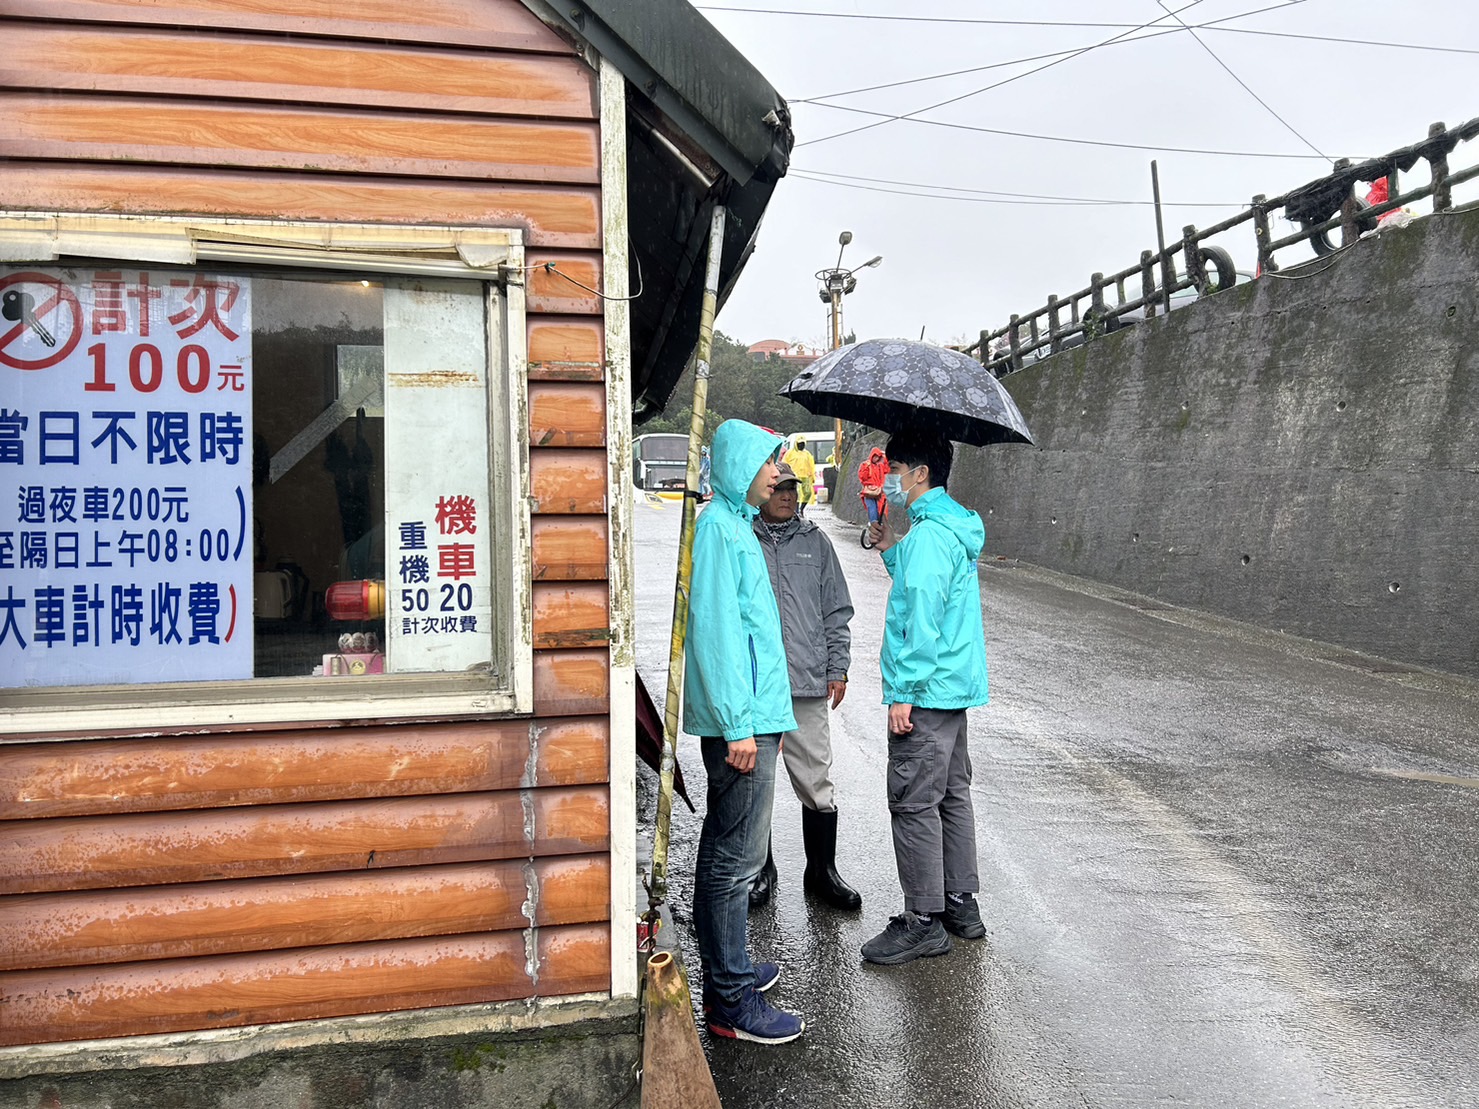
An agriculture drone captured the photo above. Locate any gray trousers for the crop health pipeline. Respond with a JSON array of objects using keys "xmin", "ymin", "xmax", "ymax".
[
  {"xmin": 887, "ymin": 707, "xmax": 980, "ymax": 914},
  {"xmin": 780, "ymin": 694, "xmax": 836, "ymax": 812}
]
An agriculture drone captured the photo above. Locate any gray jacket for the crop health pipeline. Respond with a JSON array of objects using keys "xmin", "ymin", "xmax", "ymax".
[{"xmin": 752, "ymin": 515, "xmax": 853, "ymax": 698}]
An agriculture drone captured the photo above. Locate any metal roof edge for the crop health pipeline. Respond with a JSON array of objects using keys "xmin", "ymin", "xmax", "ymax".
[{"xmin": 522, "ymin": 0, "xmax": 791, "ymax": 184}]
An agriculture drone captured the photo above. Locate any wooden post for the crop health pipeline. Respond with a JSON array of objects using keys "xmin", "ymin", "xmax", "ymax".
[
  {"xmin": 1151, "ymin": 160, "xmax": 1174, "ymax": 314},
  {"xmin": 1008, "ymin": 313, "xmax": 1022, "ymax": 373},
  {"xmin": 1047, "ymin": 294, "xmax": 1062, "ymax": 351},
  {"xmin": 642, "ymin": 951, "xmax": 723, "ymax": 1109},
  {"xmin": 977, "ymin": 328, "xmax": 990, "ymax": 366},
  {"xmin": 1334, "ymin": 157, "xmax": 1358, "ymax": 248},
  {"xmin": 1429, "ymin": 121, "xmax": 1452, "ymax": 211},
  {"xmin": 1182, "ymin": 225, "xmax": 1203, "ymax": 295},
  {"xmin": 1086, "ymin": 273, "xmax": 1108, "ymax": 339},
  {"xmin": 1139, "ymin": 251, "xmax": 1157, "ymax": 319},
  {"xmin": 1251, "ymin": 193, "xmax": 1278, "ymax": 274}
]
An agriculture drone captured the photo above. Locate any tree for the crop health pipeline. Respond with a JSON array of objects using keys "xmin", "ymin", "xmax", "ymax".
[{"xmin": 640, "ymin": 332, "xmax": 819, "ymax": 438}]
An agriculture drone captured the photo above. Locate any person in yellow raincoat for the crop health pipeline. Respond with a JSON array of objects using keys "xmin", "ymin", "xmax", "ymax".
[{"xmin": 783, "ymin": 437, "xmax": 817, "ymax": 517}]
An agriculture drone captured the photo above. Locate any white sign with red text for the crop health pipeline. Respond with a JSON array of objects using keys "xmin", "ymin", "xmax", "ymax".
[
  {"xmin": 0, "ymin": 266, "xmax": 253, "ymax": 688},
  {"xmin": 382, "ymin": 279, "xmax": 492, "ymax": 674}
]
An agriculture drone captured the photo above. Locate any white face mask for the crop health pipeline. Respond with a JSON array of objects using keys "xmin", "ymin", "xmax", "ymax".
[{"xmin": 882, "ymin": 467, "xmax": 921, "ymax": 514}]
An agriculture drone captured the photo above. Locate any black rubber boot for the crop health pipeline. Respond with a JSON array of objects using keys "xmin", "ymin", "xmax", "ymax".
[
  {"xmin": 748, "ymin": 840, "xmax": 778, "ymax": 909},
  {"xmin": 802, "ymin": 808, "xmax": 862, "ymax": 910}
]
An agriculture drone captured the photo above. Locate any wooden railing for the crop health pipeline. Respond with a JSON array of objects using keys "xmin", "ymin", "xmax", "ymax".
[{"xmin": 966, "ymin": 118, "xmax": 1479, "ymax": 375}]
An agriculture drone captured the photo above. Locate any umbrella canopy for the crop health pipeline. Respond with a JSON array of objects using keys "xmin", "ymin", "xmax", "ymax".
[{"xmin": 779, "ymin": 338, "xmax": 1033, "ymax": 447}]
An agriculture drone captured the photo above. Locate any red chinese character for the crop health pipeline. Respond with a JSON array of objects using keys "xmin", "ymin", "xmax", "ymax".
[
  {"xmin": 435, "ymin": 494, "xmax": 477, "ymax": 535},
  {"xmin": 129, "ymin": 273, "xmax": 162, "ymax": 337},
  {"xmin": 169, "ymin": 276, "xmax": 241, "ymax": 341},
  {"xmin": 91, "ymin": 272, "xmax": 127, "ymax": 335},
  {"xmin": 438, "ymin": 543, "xmax": 476, "ymax": 581},
  {"xmin": 216, "ymin": 365, "xmax": 246, "ymax": 392}
]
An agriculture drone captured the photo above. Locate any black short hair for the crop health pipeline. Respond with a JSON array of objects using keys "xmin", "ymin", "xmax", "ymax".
[{"xmin": 885, "ymin": 428, "xmax": 953, "ymax": 489}]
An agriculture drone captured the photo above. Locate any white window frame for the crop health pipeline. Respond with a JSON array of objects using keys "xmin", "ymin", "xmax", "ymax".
[{"xmin": 0, "ymin": 214, "xmax": 534, "ymax": 739}]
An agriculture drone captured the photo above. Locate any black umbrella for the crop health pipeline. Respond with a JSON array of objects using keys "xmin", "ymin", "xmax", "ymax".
[{"xmin": 780, "ymin": 338, "xmax": 1033, "ymax": 447}]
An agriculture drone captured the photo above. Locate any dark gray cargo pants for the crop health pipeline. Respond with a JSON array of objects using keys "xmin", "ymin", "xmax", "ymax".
[{"xmin": 886, "ymin": 707, "xmax": 980, "ymax": 915}]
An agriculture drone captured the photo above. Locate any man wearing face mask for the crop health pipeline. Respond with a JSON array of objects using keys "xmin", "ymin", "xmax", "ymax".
[
  {"xmin": 749, "ymin": 462, "xmax": 859, "ymax": 911},
  {"xmin": 860, "ymin": 427, "xmax": 989, "ymax": 965}
]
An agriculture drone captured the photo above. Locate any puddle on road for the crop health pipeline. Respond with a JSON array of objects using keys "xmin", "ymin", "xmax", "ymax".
[{"xmin": 1369, "ymin": 767, "xmax": 1479, "ymax": 790}]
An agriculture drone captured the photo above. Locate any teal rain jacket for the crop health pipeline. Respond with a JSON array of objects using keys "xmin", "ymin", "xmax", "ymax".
[
  {"xmin": 880, "ymin": 486, "xmax": 990, "ymax": 710},
  {"xmin": 682, "ymin": 420, "xmax": 798, "ymax": 742}
]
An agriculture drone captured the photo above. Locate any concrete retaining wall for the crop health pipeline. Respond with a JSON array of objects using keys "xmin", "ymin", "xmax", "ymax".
[
  {"xmin": 841, "ymin": 206, "xmax": 1479, "ymax": 678},
  {"xmin": 0, "ymin": 1003, "xmax": 638, "ymax": 1109}
]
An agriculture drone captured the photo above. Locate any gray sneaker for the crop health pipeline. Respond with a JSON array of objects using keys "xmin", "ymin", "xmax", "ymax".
[
  {"xmin": 861, "ymin": 911, "xmax": 952, "ymax": 965},
  {"xmin": 942, "ymin": 893, "xmax": 986, "ymax": 939}
]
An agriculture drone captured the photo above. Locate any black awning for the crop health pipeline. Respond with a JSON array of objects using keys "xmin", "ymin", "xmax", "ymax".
[{"xmin": 534, "ymin": 0, "xmax": 794, "ymax": 420}]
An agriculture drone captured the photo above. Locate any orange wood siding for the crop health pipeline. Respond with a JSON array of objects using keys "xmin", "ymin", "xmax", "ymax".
[
  {"xmin": 2, "ymin": 0, "xmax": 575, "ymax": 51},
  {"xmin": 0, "ymin": 925, "xmax": 611, "ymax": 1046},
  {"xmin": 0, "ymin": 856, "xmax": 610, "ymax": 970},
  {"xmin": 530, "ymin": 382, "xmax": 607, "ymax": 448},
  {"xmin": 2, "ymin": 25, "xmax": 599, "ymax": 118},
  {"xmin": 0, "ymin": 720, "xmax": 609, "ymax": 820},
  {"xmin": 532, "ymin": 517, "xmax": 610, "ymax": 581},
  {"xmin": 0, "ymin": 0, "xmax": 624, "ymax": 1047},
  {"xmin": 2, "ymin": 788, "xmax": 610, "ymax": 894},
  {"xmin": 533, "ymin": 582, "xmax": 613, "ymax": 650}
]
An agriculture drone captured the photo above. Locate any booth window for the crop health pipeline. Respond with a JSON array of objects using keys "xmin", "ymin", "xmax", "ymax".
[{"xmin": 1, "ymin": 250, "xmax": 526, "ymax": 727}]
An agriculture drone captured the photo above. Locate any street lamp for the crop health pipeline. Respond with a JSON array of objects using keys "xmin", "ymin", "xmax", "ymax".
[{"xmin": 815, "ymin": 231, "xmax": 882, "ymax": 465}]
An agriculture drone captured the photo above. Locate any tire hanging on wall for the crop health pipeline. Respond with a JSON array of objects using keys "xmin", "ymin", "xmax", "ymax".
[
  {"xmin": 1198, "ymin": 245, "xmax": 1238, "ymax": 292},
  {"xmin": 1303, "ymin": 196, "xmax": 1378, "ymax": 257}
]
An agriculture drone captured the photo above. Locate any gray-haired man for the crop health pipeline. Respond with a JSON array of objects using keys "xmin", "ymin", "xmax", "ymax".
[{"xmin": 749, "ymin": 462, "xmax": 861, "ymax": 910}]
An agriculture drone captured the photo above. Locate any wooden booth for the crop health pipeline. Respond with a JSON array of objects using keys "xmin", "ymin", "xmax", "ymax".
[{"xmin": 0, "ymin": 0, "xmax": 791, "ymax": 1083}]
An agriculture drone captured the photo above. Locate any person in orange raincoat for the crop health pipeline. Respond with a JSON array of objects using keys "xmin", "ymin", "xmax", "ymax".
[{"xmin": 858, "ymin": 446, "xmax": 889, "ymax": 523}]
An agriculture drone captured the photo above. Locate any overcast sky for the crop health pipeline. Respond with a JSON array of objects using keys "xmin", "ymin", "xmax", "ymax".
[{"xmin": 697, "ymin": 0, "xmax": 1479, "ymax": 349}]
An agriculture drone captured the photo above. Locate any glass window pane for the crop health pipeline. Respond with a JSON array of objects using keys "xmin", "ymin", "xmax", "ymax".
[{"xmin": 1, "ymin": 265, "xmax": 497, "ymax": 693}]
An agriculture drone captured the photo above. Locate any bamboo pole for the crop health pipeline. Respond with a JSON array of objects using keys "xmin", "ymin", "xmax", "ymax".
[
  {"xmin": 640, "ymin": 204, "xmax": 729, "ymax": 1109},
  {"xmin": 649, "ymin": 202, "xmax": 726, "ymax": 915}
]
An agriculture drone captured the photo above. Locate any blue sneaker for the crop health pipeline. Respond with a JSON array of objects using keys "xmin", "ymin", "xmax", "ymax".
[
  {"xmin": 702, "ymin": 962, "xmax": 778, "ymax": 1011},
  {"xmin": 706, "ymin": 985, "xmax": 804, "ymax": 1044}
]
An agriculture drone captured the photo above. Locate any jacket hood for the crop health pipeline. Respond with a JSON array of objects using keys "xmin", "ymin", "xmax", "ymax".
[
  {"xmin": 868, "ymin": 447, "xmax": 886, "ymax": 463},
  {"xmin": 710, "ymin": 419, "xmax": 786, "ymax": 512},
  {"xmin": 912, "ymin": 487, "xmax": 985, "ymax": 560}
]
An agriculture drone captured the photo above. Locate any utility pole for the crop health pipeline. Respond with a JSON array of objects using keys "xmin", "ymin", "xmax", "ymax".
[{"xmin": 815, "ymin": 230, "xmax": 881, "ymax": 469}]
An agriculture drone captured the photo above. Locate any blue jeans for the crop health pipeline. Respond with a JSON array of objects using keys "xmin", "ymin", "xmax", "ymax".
[{"xmin": 693, "ymin": 733, "xmax": 779, "ymax": 1003}]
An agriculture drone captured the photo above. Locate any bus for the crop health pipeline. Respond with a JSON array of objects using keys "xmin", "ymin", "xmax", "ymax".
[{"xmin": 632, "ymin": 432, "xmax": 689, "ymax": 490}]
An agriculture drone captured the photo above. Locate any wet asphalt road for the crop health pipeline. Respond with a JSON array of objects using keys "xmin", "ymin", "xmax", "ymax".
[{"xmin": 632, "ymin": 496, "xmax": 1479, "ymax": 1109}]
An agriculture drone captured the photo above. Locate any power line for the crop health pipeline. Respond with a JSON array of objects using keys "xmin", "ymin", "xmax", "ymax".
[
  {"xmin": 793, "ymin": 32, "xmax": 1183, "ymax": 105},
  {"xmin": 1205, "ymin": 25, "xmax": 1479, "ymax": 57},
  {"xmin": 699, "ymin": 8, "xmax": 1208, "ymax": 29},
  {"xmin": 758, "ymin": 4, "xmax": 1444, "ymax": 108},
  {"xmin": 791, "ymin": 167, "xmax": 1245, "ymax": 207},
  {"xmin": 796, "ymin": 101, "xmax": 1337, "ymax": 158},
  {"xmin": 796, "ymin": 0, "xmax": 1213, "ymax": 148},
  {"xmin": 1154, "ymin": 0, "xmax": 1329, "ymax": 161},
  {"xmin": 789, "ymin": 171, "xmax": 1243, "ymax": 208}
]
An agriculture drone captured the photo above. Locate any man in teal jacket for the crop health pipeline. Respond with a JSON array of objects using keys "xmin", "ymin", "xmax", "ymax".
[
  {"xmin": 861, "ymin": 427, "xmax": 990, "ymax": 965},
  {"xmin": 683, "ymin": 418, "xmax": 805, "ymax": 1043}
]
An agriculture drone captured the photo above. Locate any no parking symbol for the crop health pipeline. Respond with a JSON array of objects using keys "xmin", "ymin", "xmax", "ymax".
[{"xmin": 0, "ymin": 271, "xmax": 82, "ymax": 371}]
